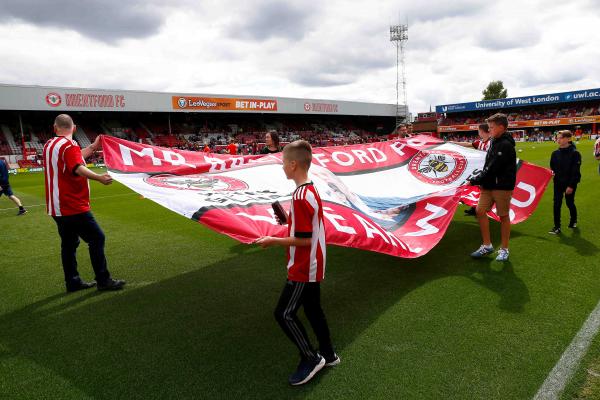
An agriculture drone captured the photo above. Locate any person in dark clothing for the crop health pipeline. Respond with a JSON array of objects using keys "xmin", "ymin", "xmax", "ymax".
[
  {"xmin": 468, "ymin": 113, "xmax": 516, "ymax": 262},
  {"xmin": 261, "ymin": 131, "xmax": 281, "ymax": 154},
  {"xmin": 0, "ymin": 158, "xmax": 27, "ymax": 215},
  {"xmin": 548, "ymin": 130, "xmax": 581, "ymax": 234}
]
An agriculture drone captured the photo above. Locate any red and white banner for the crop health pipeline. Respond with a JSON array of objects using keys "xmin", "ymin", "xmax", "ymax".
[{"xmin": 101, "ymin": 135, "xmax": 552, "ymax": 258}]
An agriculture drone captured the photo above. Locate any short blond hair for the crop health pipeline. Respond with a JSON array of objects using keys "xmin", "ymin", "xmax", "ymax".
[
  {"xmin": 283, "ymin": 140, "xmax": 312, "ymax": 169},
  {"xmin": 54, "ymin": 114, "xmax": 74, "ymax": 129},
  {"xmin": 557, "ymin": 130, "xmax": 572, "ymax": 139}
]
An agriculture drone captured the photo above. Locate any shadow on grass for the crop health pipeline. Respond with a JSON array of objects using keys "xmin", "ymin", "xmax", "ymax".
[
  {"xmin": 559, "ymin": 228, "xmax": 599, "ymax": 256},
  {"xmin": 467, "ymin": 260, "xmax": 530, "ymax": 313},
  {"xmin": 0, "ymin": 220, "xmax": 530, "ymax": 399}
]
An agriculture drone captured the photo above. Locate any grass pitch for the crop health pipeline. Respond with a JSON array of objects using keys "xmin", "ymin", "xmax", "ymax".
[{"xmin": 0, "ymin": 140, "xmax": 598, "ymax": 399}]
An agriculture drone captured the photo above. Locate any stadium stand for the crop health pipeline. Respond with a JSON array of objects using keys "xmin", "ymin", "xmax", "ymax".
[
  {"xmin": 439, "ymin": 102, "xmax": 600, "ymax": 126},
  {"xmin": 0, "ymin": 110, "xmax": 395, "ymax": 160}
]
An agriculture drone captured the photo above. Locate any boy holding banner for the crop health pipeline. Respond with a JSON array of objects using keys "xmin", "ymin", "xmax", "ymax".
[
  {"xmin": 468, "ymin": 113, "xmax": 516, "ymax": 262},
  {"xmin": 255, "ymin": 140, "xmax": 339, "ymax": 386}
]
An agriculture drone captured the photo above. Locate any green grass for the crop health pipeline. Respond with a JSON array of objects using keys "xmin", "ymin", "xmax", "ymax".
[{"xmin": 0, "ymin": 140, "xmax": 598, "ymax": 399}]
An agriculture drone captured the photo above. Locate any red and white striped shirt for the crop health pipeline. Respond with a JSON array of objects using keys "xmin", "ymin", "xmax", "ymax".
[
  {"xmin": 594, "ymin": 137, "xmax": 600, "ymax": 157},
  {"xmin": 472, "ymin": 138, "xmax": 491, "ymax": 152},
  {"xmin": 286, "ymin": 182, "xmax": 326, "ymax": 282},
  {"xmin": 43, "ymin": 136, "xmax": 90, "ymax": 217}
]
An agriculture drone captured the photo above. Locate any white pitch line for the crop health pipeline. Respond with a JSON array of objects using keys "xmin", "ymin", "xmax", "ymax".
[
  {"xmin": 0, "ymin": 192, "xmax": 138, "ymax": 212},
  {"xmin": 533, "ymin": 298, "xmax": 600, "ymax": 400}
]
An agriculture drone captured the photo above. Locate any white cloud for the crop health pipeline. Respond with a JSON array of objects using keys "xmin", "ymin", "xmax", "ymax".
[{"xmin": 0, "ymin": 0, "xmax": 598, "ymax": 115}]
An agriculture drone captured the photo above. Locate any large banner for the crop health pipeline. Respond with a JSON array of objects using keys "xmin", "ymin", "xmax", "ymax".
[{"xmin": 101, "ymin": 135, "xmax": 552, "ymax": 258}]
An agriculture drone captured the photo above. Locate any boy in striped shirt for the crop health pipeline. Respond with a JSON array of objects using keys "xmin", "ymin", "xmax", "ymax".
[{"xmin": 255, "ymin": 140, "xmax": 338, "ymax": 386}]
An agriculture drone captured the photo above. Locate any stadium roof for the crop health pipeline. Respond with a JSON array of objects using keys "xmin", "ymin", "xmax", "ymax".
[
  {"xmin": 0, "ymin": 83, "xmax": 401, "ymax": 117},
  {"xmin": 436, "ymin": 88, "xmax": 600, "ymax": 114}
]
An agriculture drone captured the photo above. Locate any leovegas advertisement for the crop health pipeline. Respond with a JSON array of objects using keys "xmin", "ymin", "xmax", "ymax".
[
  {"xmin": 172, "ymin": 96, "xmax": 278, "ymax": 111},
  {"xmin": 438, "ymin": 115, "xmax": 600, "ymax": 132}
]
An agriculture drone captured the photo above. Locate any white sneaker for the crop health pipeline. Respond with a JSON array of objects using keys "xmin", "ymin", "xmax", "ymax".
[
  {"xmin": 470, "ymin": 244, "xmax": 494, "ymax": 258},
  {"xmin": 495, "ymin": 248, "xmax": 509, "ymax": 262}
]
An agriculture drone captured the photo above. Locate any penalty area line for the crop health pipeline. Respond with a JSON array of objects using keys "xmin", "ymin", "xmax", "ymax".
[{"xmin": 533, "ymin": 297, "xmax": 600, "ymax": 399}]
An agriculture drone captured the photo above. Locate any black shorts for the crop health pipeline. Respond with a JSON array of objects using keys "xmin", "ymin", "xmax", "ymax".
[{"xmin": 0, "ymin": 184, "xmax": 13, "ymax": 197}]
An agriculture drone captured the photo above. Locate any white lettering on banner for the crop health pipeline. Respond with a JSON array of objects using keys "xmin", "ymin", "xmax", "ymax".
[
  {"xmin": 405, "ymin": 203, "xmax": 448, "ymax": 237},
  {"xmin": 463, "ymin": 190, "xmax": 479, "ymax": 203},
  {"xmin": 368, "ymin": 148, "xmax": 387, "ymax": 162},
  {"xmin": 390, "ymin": 141, "xmax": 407, "ymax": 156},
  {"xmin": 332, "ymin": 151, "xmax": 354, "ymax": 167},
  {"xmin": 236, "ymin": 209, "xmax": 278, "ymax": 225},
  {"xmin": 313, "ymin": 148, "xmax": 388, "ymax": 168},
  {"xmin": 351, "ymin": 149, "xmax": 372, "ymax": 164},
  {"xmin": 120, "ymin": 144, "xmax": 162, "ymax": 166},
  {"xmin": 163, "ymin": 151, "xmax": 195, "ymax": 168},
  {"xmin": 312, "ymin": 153, "xmax": 330, "ymax": 168},
  {"xmin": 353, "ymin": 214, "xmax": 390, "ymax": 244},
  {"xmin": 204, "ymin": 156, "xmax": 226, "ymax": 172},
  {"xmin": 382, "ymin": 228, "xmax": 405, "ymax": 248},
  {"xmin": 230, "ymin": 157, "xmax": 244, "ymax": 168},
  {"xmin": 511, "ymin": 182, "xmax": 536, "ymax": 208},
  {"xmin": 323, "ymin": 207, "xmax": 357, "ymax": 234}
]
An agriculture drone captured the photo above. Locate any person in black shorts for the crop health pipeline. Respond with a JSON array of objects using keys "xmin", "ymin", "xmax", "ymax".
[{"xmin": 0, "ymin": 158, "xmax": 27, "ymax": 215}]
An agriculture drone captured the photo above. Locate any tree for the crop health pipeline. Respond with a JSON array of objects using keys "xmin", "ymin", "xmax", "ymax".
[{"xmin": 482, "ymin": 81, "xmax": 508, "ymax": 100}]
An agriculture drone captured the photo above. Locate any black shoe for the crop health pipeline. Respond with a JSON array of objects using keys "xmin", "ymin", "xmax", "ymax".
[
  {"xmin": 97, "ymin": 278, "xmax": 126, "ymax": 291},
  {"xmin": 464, "ymin": 207, "xmax": 476, "ymax": 216},
  {"xmin": 568, "ymin": 221, "xmax": 577, "ymax": 229},
  {"xmin": 17, "ymin": 209, "xmax": 27, "ymax": 215},
  {"xmin": 66, "ymin": 280, "xmax": 96, "ymax": 293},
  {"xmin": 548, "ymin": 227, "xmax": 561, "ymax": 235},
  {"xmin": 288, "ymin": 355, "xmax": 325, "ymax": 386},
  {"xmin": 323, "ymin": 352, "xmax": 341, "ymax": 367}
]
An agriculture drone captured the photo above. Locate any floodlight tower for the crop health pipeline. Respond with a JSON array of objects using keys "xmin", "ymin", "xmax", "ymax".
[{"xmin": 390, "ymin": 24, "xmax": 408, "ymax": 128}]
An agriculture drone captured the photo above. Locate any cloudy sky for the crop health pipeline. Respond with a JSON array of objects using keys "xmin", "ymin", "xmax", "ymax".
[{"xmin": 0, "ymin": 0, "xmax": 598, "ymax": 113}]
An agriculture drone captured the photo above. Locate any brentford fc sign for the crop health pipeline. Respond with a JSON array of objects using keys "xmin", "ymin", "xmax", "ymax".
[{"xmin": 45, "ymin": 92, "xmax": 126, "ymax": 108}]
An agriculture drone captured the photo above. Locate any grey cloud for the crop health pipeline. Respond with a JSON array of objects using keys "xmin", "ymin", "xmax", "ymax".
[
  {"xmin": 476, "ymin": 25, "xmax": 542, "ymax": 50},
  {"xmin": 518, "ymin": 68, "xmax": 584, "ymax": 87},
  {"xmin": 228, "ymin": 1, "xmax": 314, "ymax": 41},
  {"xmin": 402, "ymin": 0, "xmax": 489, "ymax": 23},
  {"xmin": 291, "ymin": 73, "xmax": 353, "ymax": 87},
  {"xmin": 288, "ymin": 49, "xmax": 393, "ymax": 87},
  {"xmin": 0, "ymin": 0, "xmax": 167, "ymax": 43}
]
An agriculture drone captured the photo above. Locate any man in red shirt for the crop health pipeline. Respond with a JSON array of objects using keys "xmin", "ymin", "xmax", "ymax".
[
  {"xmin": 255, "ymin": 140, "xmax": 338, "ymax": 386},
  {"xmin": 43, "ymin": 114, "xmax": 125, "ymax": 292},
  {"xmin": 227, "ymin": 140, "xmax": 237, "ymax": 155}
]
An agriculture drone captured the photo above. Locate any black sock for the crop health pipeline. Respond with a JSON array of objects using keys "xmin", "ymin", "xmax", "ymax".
[{"xmin": 19, "ymin": 206, "xmax": 24, "ymax": 210}]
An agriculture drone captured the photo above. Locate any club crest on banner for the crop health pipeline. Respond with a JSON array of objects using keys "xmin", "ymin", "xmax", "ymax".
[
  {"xmin": 408, "ymin": 150, "xmax": 467, "ymax": 185},
  {"xmin": 144, "ymin": 174, "xmax": 249, "ymax": 191},
  {"xmin": 177, "ymin": 97, "xmax": 187, "ymax": 108}
]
